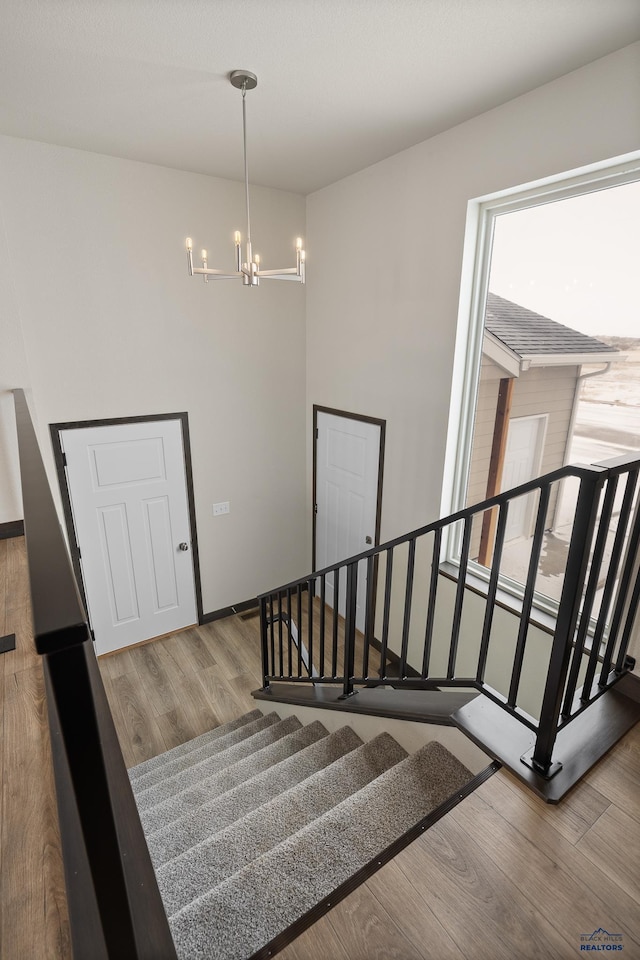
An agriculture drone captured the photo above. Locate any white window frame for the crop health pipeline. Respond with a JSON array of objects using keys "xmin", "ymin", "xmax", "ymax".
[{"xmin": 441, "ymin": 151, "xmax": 640, "ymax": 614}]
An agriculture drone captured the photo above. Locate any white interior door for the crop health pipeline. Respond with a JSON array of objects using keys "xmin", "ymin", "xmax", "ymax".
[
  {"xmin": 60, "ymin": 418, "xmax": 198, "ymax": 655},
  {"xmin": 502, "ymin": 414, "xmax": 547, "ymax": 540},
  {"xmin": 315, "ymin": 412, "xmax": 381, "ymax": 632}
]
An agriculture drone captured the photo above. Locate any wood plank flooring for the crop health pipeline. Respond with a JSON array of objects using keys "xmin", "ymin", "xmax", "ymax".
[
  {"xmin": 0, "ymin": 537, "xmax": 71, "ymax": 959},
  {"xmin": 264, "ymin": 591, "xmax": 389, "ymax": 682},
  {"xmin": 1, "ymin": 535, "xmax": 639, "ymax": 960}
]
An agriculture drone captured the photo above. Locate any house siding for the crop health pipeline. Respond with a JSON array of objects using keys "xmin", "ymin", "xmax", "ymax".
[{"xmin": 467, "ymin": 360, "xmax": 579, "ymax": 560}]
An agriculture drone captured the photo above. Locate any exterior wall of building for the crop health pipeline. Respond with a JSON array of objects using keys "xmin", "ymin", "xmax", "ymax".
[{"xmin": 466, "ymin": 358, "xmax": 579, "ymax": 560}]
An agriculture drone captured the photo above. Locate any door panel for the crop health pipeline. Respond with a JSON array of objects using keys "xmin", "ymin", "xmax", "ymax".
[
  {"xmin": 61, "ymin": 418, "xmax": 197, "ymax": 655},
  {"xmin": 144, "ymin": 496, "xmax": 179, "ymax": 611},
  {"xmin": 91, "ymin": 437, "xmax": 166, "ymax": 487},
  {"xmin": 99, "ymin": 503, "xmax": 139, "ymax": 623}
]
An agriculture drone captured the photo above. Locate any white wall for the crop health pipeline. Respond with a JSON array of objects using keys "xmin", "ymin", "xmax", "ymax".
[
  {"xmin": 306, "ymin": 43, "xmax": 640, "ymax": 549},
  {"xmin": 0, "ymin": 203, "xmax": 31, "ymax": 522},
  {"xmin": 2, "ymin": 42, "xmax": 638, "ymax": 637},
  {"xmin": 0, "ymin": 136, "xmax": 308, "ymax": 612}
]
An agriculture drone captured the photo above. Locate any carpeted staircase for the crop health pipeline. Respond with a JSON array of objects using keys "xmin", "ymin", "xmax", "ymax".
[{"xmin": 129, "ymin": 708, "xmax": 473, "ymax": 960}]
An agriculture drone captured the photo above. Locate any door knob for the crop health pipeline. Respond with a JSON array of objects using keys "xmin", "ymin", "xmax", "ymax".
[
  {"xmin": 365, "ymin": 535, "xmax": 372, "ymax": 545},
  {"xmin": 178, "ymin": 542, "xmax": 189, "ymax": 551}
]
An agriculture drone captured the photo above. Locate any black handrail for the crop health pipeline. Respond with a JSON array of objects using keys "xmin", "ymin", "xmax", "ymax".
[
  {"xmin": 12, "ymin": 389, "xmax": 177, "ymax": 960},
  {"xmin": 260, "ymin": 460, "xmax": 613, "ymax": 596},
  {"xmin": 259, "ymin": 450, "xmax": 640, "ymax": 779}
]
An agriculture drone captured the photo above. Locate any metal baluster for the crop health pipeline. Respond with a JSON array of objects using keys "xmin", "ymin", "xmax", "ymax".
[
  {"xmin": 599, "ymin": 492, "xmax": 640, "ymax": 686},
  {"xmin": 615, "ymin": 563, "xmax": 640, "ymax": 673},
  {"xmin": 339, "ymin": 562, "xmax": 358, "ymax": 698},
  {"xmin": 380, "ymin": 548, "xmax": 393, "ymax": 680},
  {"xmin": 307, "ymin": 579, "xmax": 314, "ymax": 678},
  {"xmin": 448, "ymin": 518, "xmax": 472, "ymax": 679},
  {"xmin": 278, "ymin": 591, "xmax": 283, "ymax": 677},
  {"xmin": 332, "ymin": 568, "xmax": 340, "ymax": 678},
  {"xmin": 297, "ymin": 583, "xmax": 303, "ymax": 677},
  {"xmin": 399, "ymin": 538, "xmax": 416, "ymax": 679},
  {"xmin": 268, "ymin": 595, "xmax": 275, "ymax": 680},
  {"xmin": 583, "ymin": 470, "xmax": 638, "ymax": 700},
  {"xmin": 363, "ymin": 555, "xmax": 375, "ymax": 680},
  {"xmin": 319, "ymin": 574, "xmax": 326, "ymax": 678},
  {"xmin": 422, "ymin": 528, "xmax": 442, "ymax": 679},
  {"xmin": 259, "ymin": 596, "xmax": 270, "ymax": 689},
  {"xmin": 286, "ymin": 587, "xmax": 293, "ymax": 676},
  {"xmin": 477, "ymin": 504, "xmax": 508, "ymax": 684},
  {"xmin": 508, "ymin": 484, "xmax": 550, "ymax": 708},
  {"xmin": 562, "ymin": 478, "xmax": 616, "ymax": 715}
]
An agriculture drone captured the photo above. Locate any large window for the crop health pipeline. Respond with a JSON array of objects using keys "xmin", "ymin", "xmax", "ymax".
[{"xmin": 443, "ymin": 156, "xmax": 640, "ymax": 615}]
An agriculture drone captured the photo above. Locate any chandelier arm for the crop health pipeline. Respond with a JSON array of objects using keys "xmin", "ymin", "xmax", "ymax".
[
  {"xmin": 257, "ymin": 267, "xmax": 299, "ymax": 276},
  {"xmin": 191, "ymin": 267, "xmax": 243, "ymax": 278},
  {"xmin": 259, "ymin": 274, "xmax": 305, "ymax": 282}
]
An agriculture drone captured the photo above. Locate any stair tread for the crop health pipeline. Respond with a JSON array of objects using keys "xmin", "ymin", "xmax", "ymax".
[
  {"xmin": 136, "ymin": 714, "xmax": 297, "ymax": 813},
  {"xmin": 168, "ymin": 741, "xmax": 472, "ymax": 960},
  {"xmin": 147, "ymin": 722, "xmax": 362, "ymax": 866},
  {"xmin": 128, "ymin": 709, "xmax": 262, "ymax": 782},
  {"xmin": 140, "ymin": 718, "xmax": 320, "ymax": 835},
  {"xmin": 132, "ymin": 711, "xmax": 276, "ymax": 796},
  {"xmin": 157, "ymin": 731, "xmax": 406, "ymax": 914}
]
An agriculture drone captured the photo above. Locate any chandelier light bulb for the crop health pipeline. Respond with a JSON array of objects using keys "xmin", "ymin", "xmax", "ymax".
[{"xmin": 185, "ymin": 237, "xmax": 193, "ymax": 251}]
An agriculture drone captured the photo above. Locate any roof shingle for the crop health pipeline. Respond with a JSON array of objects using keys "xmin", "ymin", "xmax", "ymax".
[{"xmin": 485, "ymin": 293, "xmax": 618, "ymax": 357}]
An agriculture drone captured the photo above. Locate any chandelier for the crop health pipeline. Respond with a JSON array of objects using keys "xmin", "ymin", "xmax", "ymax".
[{"xmin": 185, "ymin": 70, "xmax": 305, "ymax": 287}]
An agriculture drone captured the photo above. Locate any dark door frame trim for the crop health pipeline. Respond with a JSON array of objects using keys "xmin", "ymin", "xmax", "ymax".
[
  {"xmin": 49, "ymin": 412, "xmax": 204, "ymax": 635},
  {"xmin": 312, "ymin": 405, "xmax": 386, "ymax": 572}
]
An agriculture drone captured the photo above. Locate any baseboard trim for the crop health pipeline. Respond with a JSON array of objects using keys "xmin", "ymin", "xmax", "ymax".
[
  {"xmin": 201, "ymin": 583, "xmax": 311, "ymax": 625},
  {"xmin": 248, "ymin": 760, "xmax": 500, "ymax": 960},
  {"xmin": 0, "ymin": 520, "xmax": 24, "ymax": 540},
  {"xmin": 200, "ymin": 598, "xmax": 259, "ymax": 624}
]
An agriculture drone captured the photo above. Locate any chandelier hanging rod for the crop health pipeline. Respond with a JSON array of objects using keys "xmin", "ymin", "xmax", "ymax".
[{"xmin": 185, "ymin": 70, "xmax": 305, "ymax": 287}]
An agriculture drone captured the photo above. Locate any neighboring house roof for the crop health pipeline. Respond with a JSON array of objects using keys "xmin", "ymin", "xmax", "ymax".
[{"xmin": 483, "ymin": 292, "xmax": 621, "ymax": 376}]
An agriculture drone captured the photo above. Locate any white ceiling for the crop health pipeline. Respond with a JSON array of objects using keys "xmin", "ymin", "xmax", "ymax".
[{"xmin": 1, "ymin": 0, "xmax": 639, "ymax": 195}]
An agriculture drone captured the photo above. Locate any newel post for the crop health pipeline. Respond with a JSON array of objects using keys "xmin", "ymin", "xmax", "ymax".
[{"xmin": 527, "ymin": 467, "xmax": 606, "ymax": 777}]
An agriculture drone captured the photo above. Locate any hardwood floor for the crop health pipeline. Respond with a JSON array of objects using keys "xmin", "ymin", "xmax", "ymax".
[
  {"xmin": 99, "ymin": 615, "xmax": 265, "ymax": 769},
  {"xmin": 1, "ymin": 535, "xmax": 639, "ymax": 959},
  {"xmin": 0, "ymin": 537, "xmax": 70, "ymax": 959}
]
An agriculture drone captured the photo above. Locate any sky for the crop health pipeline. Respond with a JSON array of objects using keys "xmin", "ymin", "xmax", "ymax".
[{"xmin": 488, "ymin": 178, "xmax": 640, "ymax": 339}]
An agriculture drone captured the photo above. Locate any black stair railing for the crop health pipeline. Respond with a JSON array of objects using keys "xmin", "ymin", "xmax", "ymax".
[
  {"xmin": 12, "ymin": 389, "xmax": 176, "ymax": 960},
  {"xmin": 259, "ymin": 452, "xmax": 640, "ymax": 779}
]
